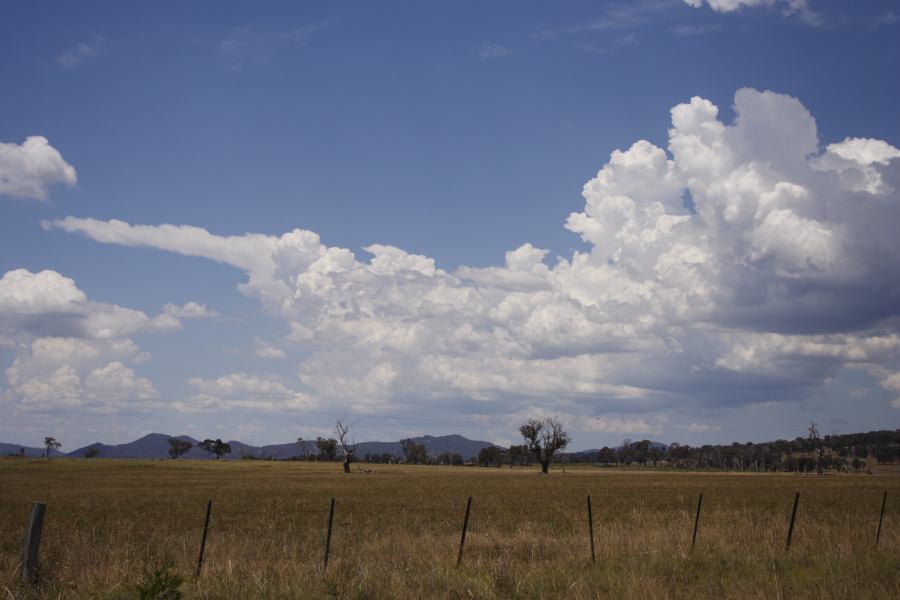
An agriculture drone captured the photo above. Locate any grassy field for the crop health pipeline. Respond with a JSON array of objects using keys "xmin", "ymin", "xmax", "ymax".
[{"xmin": 1, "ymin": 459, "xmax": 897, "ymax": 599}]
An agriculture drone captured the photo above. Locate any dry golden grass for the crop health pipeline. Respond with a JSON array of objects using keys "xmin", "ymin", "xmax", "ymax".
[{"xmin": 1, "ymin": 459, "xmax": 898, "ymax": 599}]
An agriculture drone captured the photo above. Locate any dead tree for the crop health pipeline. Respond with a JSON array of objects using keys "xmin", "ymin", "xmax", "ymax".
[
  {"xmin": 808, "ymin": 421, "xmax": 824, "ymax": 474},
  {"xmin": 335, "ymin": 419, "xmax": 357, "ymax": 474}
]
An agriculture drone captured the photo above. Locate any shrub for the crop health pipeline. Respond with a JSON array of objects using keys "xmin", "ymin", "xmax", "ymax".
[{"xmin": 134, "ymin": 564, "xmax": 183, "ymax": 600}]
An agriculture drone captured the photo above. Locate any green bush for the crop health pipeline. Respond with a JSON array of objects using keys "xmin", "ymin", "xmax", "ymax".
[{"xmin": 134, "ymin": 564, "xmax": 183, "ymax": 600}]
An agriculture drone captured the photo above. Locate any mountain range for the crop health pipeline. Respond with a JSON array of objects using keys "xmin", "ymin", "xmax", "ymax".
[{"xmin": 2, "ymin": 433, "xmax": 495, "ymax": 461}]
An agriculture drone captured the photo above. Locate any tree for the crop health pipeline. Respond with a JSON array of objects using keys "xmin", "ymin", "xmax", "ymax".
[
  {"xmin": 315, "ymin": 437, "xmax": 338, "ymax": 460},
  {"xmin": 509, "ymin": 444, "xmax": 532, "ymax": 467},
  {"xmin": 168, "ymin": 438, "xmax": 193, "ymax": 459},
  {"xmin": 199, "ymin": 438, "xmax": 231, "ymax": 460},
  {"xmin": 597, "ymin": 446, "xmax": 618, "ymax": 465},
  {"xmin": 296, "ymin": 436, "xmax": 311, "ymax": 461},
  {"xmin": 335, "ymin": 419, "xmax": 357, "ymax": 474},
  {"xmin": 477, "ymin": 445, "xmax": 503, "ymax": 467},
  {"xmin": 437, "ymin": 451, "xmax": 464, "ymax": 466},
  {"xmin": 519, "ymin": 417, "xmax": 570, "ymax": 474},
  {"xmin": 84, "ymin": 447, "xmax": 100, "ymax": 459},
  {"xmin": 808, "ymin": 421, "xmax": 823, "ymax": 474},
  {"xmin": 400, "ymin": 438, "xmax": 428, "ymax": 464},
  {"xmin": 43, "ymin": 436, "xmax": 61, "ymax": 459}
]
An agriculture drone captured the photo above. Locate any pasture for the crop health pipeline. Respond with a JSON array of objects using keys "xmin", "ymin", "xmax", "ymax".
[{"xmin": 1, "ymin": 459, "xmax": 897, "ymax": 599}]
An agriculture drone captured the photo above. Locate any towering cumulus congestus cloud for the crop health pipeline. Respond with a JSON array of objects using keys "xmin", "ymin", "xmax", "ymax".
[{"xmin": 47, "ymin": 89, "xmax": 900, "ymax": 416}]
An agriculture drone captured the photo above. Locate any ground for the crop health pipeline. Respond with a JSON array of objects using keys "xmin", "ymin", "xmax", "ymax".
[{"xmin": 1, "ymin": 459, "xmax": 898, "ymax": 599}]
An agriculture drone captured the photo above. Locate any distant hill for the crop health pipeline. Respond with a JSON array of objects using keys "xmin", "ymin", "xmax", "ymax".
[
  {"xmin": 0, "ymin": 442, "xmax": 63, "ymax": 458},
  {"xmin": 68, "ymin": 434, "xmax": 203, "ymax": 459},
  {"xmin": 6, "ymin": 433, "xmax": 494, "ymax": 461}
]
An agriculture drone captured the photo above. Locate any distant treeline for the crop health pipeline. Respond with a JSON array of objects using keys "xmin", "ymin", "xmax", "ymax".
[
  {"xmin": 561, "ymin": 429, "xmax": 900, "ymax": 472},
  {"xmin": 338, "ymin": 429, "xmax": 900, "ymax": 472}
]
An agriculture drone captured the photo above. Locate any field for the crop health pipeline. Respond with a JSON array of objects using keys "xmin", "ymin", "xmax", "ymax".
[{"xmin": 1, "ymin": 459, "xmax": 898, "ymax": 599}]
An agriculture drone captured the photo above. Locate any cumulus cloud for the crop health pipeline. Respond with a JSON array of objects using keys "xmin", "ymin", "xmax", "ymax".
[
  {"xmin": 4, "ymin": 337, "xmax": 157, "ymax": 413},
  {"xmin": 152, "ymin": 302, "xmax": 218, "ymax": 330},
  {"xmin": 254, "ymin": 338, "xmax": 286, "ymax": 359},
  {"xmin": 684, "ymin": 0, "xmax": 820, "ymax": 25},
  {"xmin": 1, "ymin": 269, "xmax": 215, "ymax": 414},
  {"xmin": 47, "ymin": 88, "xmax": 900, "ymax": 420},
  {"xmin": 183, "ymin": 372, "xmax": 315, "ymax": 412},
  {"xmin": 683, "ymin": 0, "xmax": 773, "ymax": 10},
  {"xmin": 0, "ymin": 136, "xmax": 77, "ymax": 200},
  {"xmin": 0, "ymin": 269, "xmax": 215, "ymax": 339}
]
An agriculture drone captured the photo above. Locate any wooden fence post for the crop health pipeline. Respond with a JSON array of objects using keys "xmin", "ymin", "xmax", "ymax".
[
  {"xmin": 876, "ymin": 491, "xmax": 887, "ymax": 547},
  {"xmin": 323, "ymin": 498, "xmax": 335, "ymax": 571},
  {"xmin": 21, "ymin": 502, "xmax": 47, "ymax": 583},
  {"xmin": 586, "ymin": 495, "xmax": 596, "ymax": 562},
  {"xmin": 785, "ymin": 492, "xmax": 799, "ymax": 551},
  {"xmin": 457, "ymin": 496, "xmax": 473, "ymax": 566},
  {"xmin": 195, "ymin": 499, "xmax": 212, "ymax": 577},
  {"xmin": 691, "ymin": 493, "xmax": 703, "ymax": 553}
]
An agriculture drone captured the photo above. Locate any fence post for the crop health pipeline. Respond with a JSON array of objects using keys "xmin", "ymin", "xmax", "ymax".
[
  {"xmin": 691, "ymin": 493, "xmax": 703, "ymax": 553},
  {"xmin": 457, "ymin": 496, "xmax": 473, "ymax": 566},
  {"xmin": 587, "ymin": 495, "xmax": 596, "ymax": 562},
  {"xmin": 195, "ymin": 499, "xmax": 212, "ymax": 577},
  {"xmin": 21, "ymin": 502, "xmax": 47, "ymax": 583},
  {"xmin": 876, "ymin": 491, "xmax": 887, "ymax": 547},
  {"xmin": 785, "ymin": 492, "xmax": 799, "ymax": 551},
  {"xmin": 323, "ymin": 498, "xmax": 335, "ymax": 571}
]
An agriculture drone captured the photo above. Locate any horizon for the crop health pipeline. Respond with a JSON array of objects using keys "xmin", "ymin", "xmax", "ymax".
[
  {"xmin": 7, "ymin": 424, "xmax": 896, "ymax": 457},
  {"xmin": 2, "ymin": 1, "xmax": 900, "ymax": 451}
]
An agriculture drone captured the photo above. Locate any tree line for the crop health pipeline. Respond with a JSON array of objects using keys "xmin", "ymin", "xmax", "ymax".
[
  {"xmin": 564, "ymin": 424, "xmax": 900, "ymax": 473},
  {"xmin": 21, "ymin": 421, "xmax": 898, "ymax": 474}
]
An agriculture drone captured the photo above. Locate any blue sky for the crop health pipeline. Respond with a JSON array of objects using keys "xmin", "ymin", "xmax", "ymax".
[{"xmin": 1, "ymin": 0, "xmax": 899, "ymax": 450}]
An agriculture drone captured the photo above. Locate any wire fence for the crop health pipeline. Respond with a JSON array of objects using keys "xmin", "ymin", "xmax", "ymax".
[{"xmin": 9, "ymin": 489, "xmax": 893, "ymax": 584}]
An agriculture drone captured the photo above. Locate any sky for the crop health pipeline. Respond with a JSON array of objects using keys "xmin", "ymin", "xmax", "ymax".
[{"xmin": 1, "ymin": 0, "xmax": 899, "ymax": 451}]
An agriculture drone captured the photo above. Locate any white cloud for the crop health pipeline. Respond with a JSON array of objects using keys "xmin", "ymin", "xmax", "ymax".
[
  {"xmin": 684, "ymin": 0, "xmax": 820, "ymax": 25},
  {"xmin": 152, "ymin": 302, "xmax": 218, "ymax": 330},
  {"xmin": 56, "ymin": 38, "xmax": 103, "ymax": 69},
  {"xmin": 0, "ymin": 137, "xmax": 77, "ymax": 200},
  {"xmin": 183, "ymin": 372, "xmax": 315, "ymax": 412},
  {"xmin": 0, "ymin": 269, "xmax": 218, "ymax": 414},
  {"xmin": 0, "ymin": 268, "xmax": 87, "ymax": 311},
  {"xmin": 872, "ymin": 12, "xmax": 899, "ymax": 27},
  {"xmin": 683, "ymin": 0, "xmax": 773, "ymax": 11},
  {"xmin": 163, "ymin": 302, "xmax": 217, "ymax": 319},
  {"xmin": 254, "ymin": 338, "xmax": 286, "ymax": 359},
  {"xmin": 0, "ymin": 269, "xmax": 214, "ymax": 339},
  {"xmin": 679, "ymin": 422, "xmax": 722, "ymax": 433},
  {"xmin": 671, "ymin": 24, "xmax": 722, "ymax": 37},
  {"xmin": 883, "ymin": 373, "xmax": 900, "ymax": 409},
  {"xmin": 47, "ymin": 88, "xmax": 900, "ymax": 422},
  {"xmin": 215, "ymin": 24, "xmax": 330, "ymax": 70},
  {"xmin": 582, "ymin": 414, "xmax": 667, "ymax": 435},
  {"xmin": 479, "ymin": 43, "xmax": 510, "ymax": 59},
  {"xmin": 0, "ymin": 269, "xmax": 148, "ymax": 339},
  {"xmin": 5, "ymin": 338, "xmax": 157, "ymax": 413}
]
